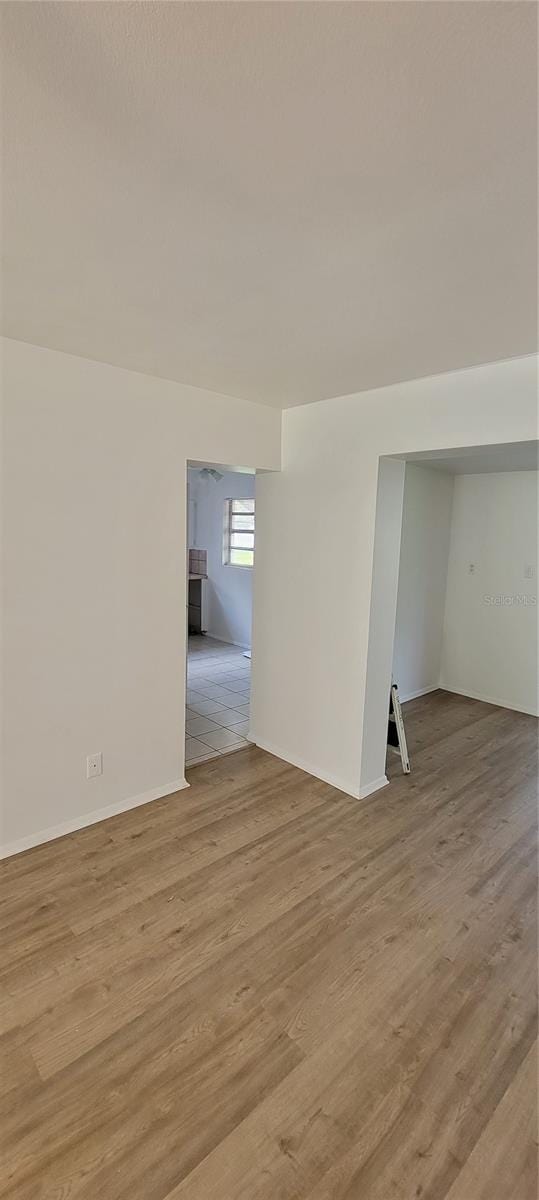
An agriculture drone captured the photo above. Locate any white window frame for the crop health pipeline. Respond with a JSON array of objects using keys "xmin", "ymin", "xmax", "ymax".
[{"xmin": 223, "ymin": 498, "xmax": 255, "ymax": 568}]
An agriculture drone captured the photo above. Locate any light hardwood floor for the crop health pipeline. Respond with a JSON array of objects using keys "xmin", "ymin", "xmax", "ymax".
[{"xmin": 1, "ymin": 690, "xmax": 537, "ymax": 1198}]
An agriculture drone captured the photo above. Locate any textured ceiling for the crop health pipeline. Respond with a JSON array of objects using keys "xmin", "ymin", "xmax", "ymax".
[{"xmin": 1, "ymin": 1, "xmax": 537, "ymax": 408}]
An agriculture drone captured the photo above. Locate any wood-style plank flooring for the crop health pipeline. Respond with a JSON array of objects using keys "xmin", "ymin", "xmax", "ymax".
[{"xmin": 1, "ymin": 690, "xmax": 537, "ymax": 1198}]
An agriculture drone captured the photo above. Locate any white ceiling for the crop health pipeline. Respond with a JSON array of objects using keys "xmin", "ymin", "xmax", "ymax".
[
  {"xmin": 1, "ymin": 2, "xmax": 537, "ymax": 409},
  {"xmin": 398, "ymin": 441, "xmax": 539, "ymax": 475}
]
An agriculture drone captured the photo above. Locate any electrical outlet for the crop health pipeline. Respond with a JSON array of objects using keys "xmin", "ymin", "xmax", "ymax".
[
  {"xmin": 468, "ymin": 562, "xmax": 477, "ymax": 575},
  {"xmin": 86, "ymin": 752, "xmax": 103, "ymax": 779}
]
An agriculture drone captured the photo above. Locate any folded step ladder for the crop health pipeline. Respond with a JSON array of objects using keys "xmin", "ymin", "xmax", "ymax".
[{"xmin": 387, "ymin": 681, "xmax": 411, "ymax": 774}]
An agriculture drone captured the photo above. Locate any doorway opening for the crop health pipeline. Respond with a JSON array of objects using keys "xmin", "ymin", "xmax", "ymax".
[
  {"xmin": 362, "ymin": 440, "xmax": 538, "ymax": 796},
  {"xmin": 185, "ymin": 461, "xmax": 255, "ymax": 769}
]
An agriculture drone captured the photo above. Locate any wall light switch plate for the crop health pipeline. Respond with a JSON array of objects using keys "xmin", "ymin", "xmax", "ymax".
[
  {"xmin": 86, "ymin": 752, "xmax": 103, "ymax": 779},
  {"xmin": 524, "ymin": 564, "xmax": 535, "ymax": 579}
]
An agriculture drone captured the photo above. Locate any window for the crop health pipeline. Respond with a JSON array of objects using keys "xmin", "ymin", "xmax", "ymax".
[{"xmin": 223, "ymin": 497, "xmax": 255, "ymax": 567}]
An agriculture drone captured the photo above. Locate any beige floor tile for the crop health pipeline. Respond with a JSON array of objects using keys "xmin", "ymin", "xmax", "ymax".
[
  {"xmin": 188, "ymin": 699, "xmax": 230, "ymax": 717},
  {"xmin": 185, "ymin": 737, "xmax": 218, "ymax": 761},
  {"xmin": 207, "ymin": 688, "xmax": 246, "ymax": 707},
  {"xmin": 186, "ymin": 716, "xmax": 221, "ymax": 737},
  {"xmin": 193, "ymin": 684, "xmax": 234, "ymax": 700},
  {"xmin": 232, "ymin": 720, "xmax": 250, "ymax": 736},
  {"xmin": 186, "ymin": 637, "xmax": 252, "ymax": 756},
  {"xmin": 220, "ymin": 678, "xmax": 251, "ymax": 692},
  {"xmin": 186, "ymin": 688, "xmax": 212, "ymax": 703},
  {"xmin": 198, "ymin": 728, "xmax": 248, "ymax": 751},
  {"xmin": 212, "ymin": 708, "xmax": 248, "ymax": 727}
]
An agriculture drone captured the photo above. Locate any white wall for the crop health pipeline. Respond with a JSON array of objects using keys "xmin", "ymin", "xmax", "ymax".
[
  {"xmin": 360, "ymin": 458, "xmax": 405, "ymax": 795},
  {"xmin": 252, "ymin": 355, "xmax": 538, "ymax": 798},
  {"xmin": 187, "ymin": 469, "xmax": 201, "ymax": 548},
  {"xmin": 441, "ymin": 471, "xmax": 538, "ymax": 715},
  {"xmin": 392, "ymin": 464, "xmax": 454, "ymax": 701},
  {"xmin": 188, "ymin": 468, "xmax": 255, "ymax": 648},
  {"xmin": 0, "ymin": 338, "xmax": 280, "ymax": 853}
]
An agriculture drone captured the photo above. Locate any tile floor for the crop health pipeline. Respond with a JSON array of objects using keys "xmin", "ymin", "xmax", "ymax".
[{"xmin": 185, "ymin": 635, "xmax": 252, "ymax": 767}]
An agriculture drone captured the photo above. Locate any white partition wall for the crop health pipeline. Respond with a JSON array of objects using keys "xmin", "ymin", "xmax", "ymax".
[
  {"xmin": 360, "ymin": 458, "xmax": 405, "ymax": 796},
  {"xmin": 252, "ymin": 355, "xmax": 538, "ymax": 799}
]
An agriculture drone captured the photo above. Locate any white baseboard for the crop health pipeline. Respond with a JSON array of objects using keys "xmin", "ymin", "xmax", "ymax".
[
  {"xmin": 394, "ymin": 680, "xmax": 537, "ymax": 717},
  {"xmin": 0, "ymin": 777, "xmax": 189, "ymax": 860},
  {"xmin": 439, "ymin": 684, "xmax": 538, "ymax": 718},
  {"xmin": 358, "ymin": 775, "xmax": 389, "ymax": 800},
  {"xmin": 205, "ymin": 631, "xmax": 251, "ymax": 651},
  {"xmin": 251, "ymin": 734, "xmax": 358, "ymax": 799},
  {"xmin": 398, "ymin": 684, "xmax": 440, "ymax": 703}
]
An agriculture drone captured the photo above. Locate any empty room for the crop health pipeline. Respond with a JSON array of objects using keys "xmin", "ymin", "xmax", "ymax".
[{"xmin": 0, "ymin": 3, "xmax": 537, "ymax": 1199}]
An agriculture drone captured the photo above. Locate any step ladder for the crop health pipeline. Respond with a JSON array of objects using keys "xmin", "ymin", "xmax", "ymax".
[{"xmin": 387, "ymin": 681, "xmax": 411, "ymax": 774}]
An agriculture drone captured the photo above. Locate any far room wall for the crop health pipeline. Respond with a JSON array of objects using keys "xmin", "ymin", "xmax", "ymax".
[
  {"xmin": 392, "ymin": 464, "xmax": 455, "ymax": 702},
  {"xmin": 188, "ymin": 468, "xmax": 255, "ymax": 649},
  {"xmin": 393, "ymin": 466, "xmax": 538, "ymax": 716},
  {"xmin": 441, "ymin": 471, "xmax": 538, "ymax": 715}
]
